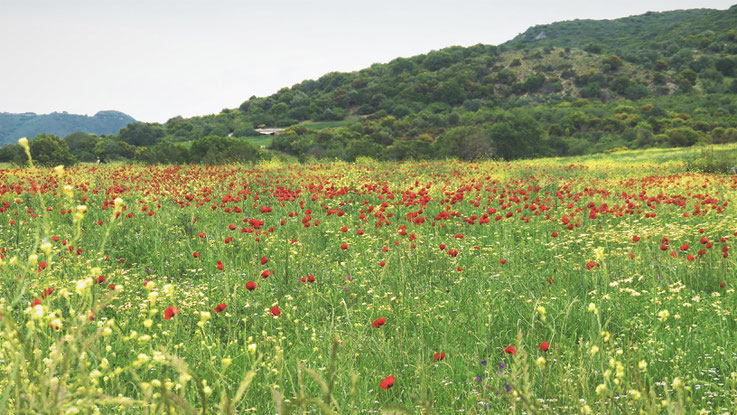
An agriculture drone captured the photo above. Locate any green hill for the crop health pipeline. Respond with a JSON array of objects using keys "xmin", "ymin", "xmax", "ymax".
[
  {"xmin": 0, "ymin": 110, "xmax": 136, "ymax": 145},
  {"xmin": 4, "ymin": 5, "xmax": 737, "ymax": 164},
  {"xmin": 505, "ymin": 5, "xmax": 737, "ymax": 55}
]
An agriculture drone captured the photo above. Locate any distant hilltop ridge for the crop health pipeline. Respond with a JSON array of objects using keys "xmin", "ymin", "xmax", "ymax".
[{"xmin": 0, "ymin": 110, "xmax": 136, "ymax": 145}]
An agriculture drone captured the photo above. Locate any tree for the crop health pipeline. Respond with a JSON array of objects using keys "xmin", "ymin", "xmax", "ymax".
[
  {"xmin": 117, "ymin": 123, "xmax": 165, "ymax": 147},
  {"xmin": 715, "ymin": 57, "xmax": 736, "ymax": 76},
  {"xmin": 665, "ymin": 127, "xmax": 700, "ymax": 147},
  {"xmin": 602, "ymin": 55, "xmax": 623, "ymax": 72},
  {"xmin": 0, "ymin": 144, "xmax": 23, "ymax": 164},
  {"xmin": 64, "ymin": 131, "xmax": 98, "ymax": 162},
  {"xmin": 434, "ymin": 126, "xmax": 493, "ymax": 160},
  {"xmin": 29, "ymin": 134, "xmax": 76, "ymax": 166},
  {"xmin": 489, "ymin": 111, "xmax": 543, "ymax": 160}
]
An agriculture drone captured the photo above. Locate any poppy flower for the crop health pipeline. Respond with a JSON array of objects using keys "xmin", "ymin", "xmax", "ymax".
[
  {"xmin": 340, "ymin": 243, "xmax": 348, "ymax": 250},
  {"xmin": 433, "ymin": 352, "xmax": 445, "ymax": 361},
  {"xmin": 41, "ymin": 288, "xmax": 54, "ymax": 299},
  {"xmin": 193, "ymin": 252, "xmax": 199, "ymax": 258},
  {"xmin": 95, "ymin": 275, "xmax": 105, "ymax": 284},
  {"xmin": 270, "ymin": 305, "xmax": 280, "ymax": 316},
  {"xmin": 261, "ymin": 270, "xmax": 271, "ymax": 279},
  {"xmin": 720, "ymin": 282, "xmax": 726, "ymax": 288},
  {"xmin": 372, "ymin": 318, "xmax": 386, "ymax": 328},
  {"xmin": 246, "ymin": 281, "xmax": 257, "ymax": 291},
  {"xmin": 538, "ymin": 341, "xmax": 550, "ymax": 352},
  {"xmin": 379, "ymin": 375, "xmax": 395, "ymax": 390},
  {"xmin": 503, "ymin": 345, "xmax": 517, "ymax": 355},
  {"xmin": 261, "ymin": 256, "xmax": 268, "ymax": 265},
  {"xmin": 215, "ymin": 303, "xmax": 227, "ymax": 313},
  {"xmin": 31, "ymin": 298, "xmax": 41, "ymax": 306},
  {"xmin": 307, "ymin": 274, "xmax": 315, "ymax": 283},
  {"xmin": 551, "ymin": 231, "xmax": 558, "ymax": 238},
  {"xmin": 164, "ymin": 306, "xmax": 180, "ymax": 320},
  {"xmin": 586, "ymin": 261, "xmax": 599, "ymax": 270},
  {"xmin": 499, "ymin": 259, "xmax": 507, "ymax": 265}
]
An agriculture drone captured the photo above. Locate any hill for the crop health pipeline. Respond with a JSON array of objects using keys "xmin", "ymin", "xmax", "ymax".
[
  {"xmin": 0, "ymin": 110, "xmax": 136, "ymax": 145},
  {"xmin": 505, "ymin": 5, "xmax": 737, "ymax": 55}
]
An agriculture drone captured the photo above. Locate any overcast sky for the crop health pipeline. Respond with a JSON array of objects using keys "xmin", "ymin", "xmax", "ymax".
[{"xmin": 1, "ymin": 0, "xmax": 734, "ymax": 123}]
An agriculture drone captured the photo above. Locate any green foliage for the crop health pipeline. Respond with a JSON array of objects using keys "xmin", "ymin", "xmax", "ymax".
[
  {"xmin": 0, "ymin": 110, "xmax": 135, "ymax": 146},
  {"xmin": 64, "ymin": 131, "xmax": 99, "ymax": 162},
  {"xmin": 117, "ymin": 122, "xmax": 166, "ymax": 147},
  {"xmin": 189, "ymin": 136, "xmax": 260, "ymax": 164},
  {"xmin": 28, "ymin": 134, "xmax": 76, "ymax": 166},
  {"xmin": 489, "ymin": 112, "xmax": 544, "ymax": 160},
  {"xmin": 685, "ymin": 146, "xmax": 736, "ymax": 173}
]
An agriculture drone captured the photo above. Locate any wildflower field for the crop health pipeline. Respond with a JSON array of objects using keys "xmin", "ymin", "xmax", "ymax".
[{"xmin": 2, "ymin": 147, "xmax": 737, "ymax": 414}]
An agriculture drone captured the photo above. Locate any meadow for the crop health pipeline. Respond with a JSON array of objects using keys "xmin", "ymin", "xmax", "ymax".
[{"xmin": 1, "ymin": 145, "xmax": 737, "ymax": 414}]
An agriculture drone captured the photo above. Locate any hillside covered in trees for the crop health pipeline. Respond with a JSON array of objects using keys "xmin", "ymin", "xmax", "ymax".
[
  {"xmin": 2, "ymin": 5, "xmax": 737, "ymax": 165},
  {"xmin": 0, "ymin": 111, "xmax": 135, "ymax": 146}
]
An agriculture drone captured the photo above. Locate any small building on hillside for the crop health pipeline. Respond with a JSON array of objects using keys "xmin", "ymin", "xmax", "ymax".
[{"xmin": 255, "ymin": 128, "xmax": 285, "ymax": 136}]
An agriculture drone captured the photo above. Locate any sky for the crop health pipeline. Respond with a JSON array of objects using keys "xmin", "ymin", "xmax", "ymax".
[{"xmin": 1, "ymin": 0, "xmax": 735, "ymax": 123}]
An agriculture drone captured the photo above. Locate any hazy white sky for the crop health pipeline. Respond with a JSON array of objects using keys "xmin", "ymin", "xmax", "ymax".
[{"xmin": 1, "ymin": 0, "xmax": 734, "ymax": 122}]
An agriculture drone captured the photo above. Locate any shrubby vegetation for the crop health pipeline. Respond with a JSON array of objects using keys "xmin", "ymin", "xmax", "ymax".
[{"xmin": 2, "ymin": 5, "xmax": 737, "ymax": 165}]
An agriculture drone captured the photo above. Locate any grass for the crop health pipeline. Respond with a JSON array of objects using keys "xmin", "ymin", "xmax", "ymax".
[
  {"xmin": 1, "ymin": 149, "xmax": 737, "ymax": 413},
  {"xmin": 242, "ymin": 135, "xmax": 273, "ymax": 148}
]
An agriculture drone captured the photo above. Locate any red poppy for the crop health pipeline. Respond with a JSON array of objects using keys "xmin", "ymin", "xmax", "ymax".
[
  {"xmin": 700, "ymin": 237, "xmax": 709, "ymax": 244},
  {"xmin": 108, "ymin": 283, "xmax": 116, "ymax": 290},
  {"xmin": 551, "ymin": 231, "xmax": 558, "ymax": 238},
  {"xmin": 261, "ymin": 270, "xmax": 271, "ymax": 279},
  {"xmin": 307, "ymin": 274, "xmax": 315, "ymax": 283},
  {"xmin": 95, "ymin": 275, "xmax": 105, "ymax": 284},
  {"xmin": 215, "ymin": 303, "xmax": 227, "ymax": 313},
  {"xmin": 270, "ymin": 305, "xmax": 280, "ymax": 316},
  {"xmin": 164, "ymin": 306, "xmax": 180, "ymax": 320},
  {"xmin": 372, "ymin": 318, "xmax": 386, "ymax": 328},
  {"xmin": 632, "ymin": 235, "xmax": 640, "ymax": 242},
  {"xmin": 379, "ymin": 375, "xmax": 395, "ymax": 390},
  {"xmin": 193, "ymin": 252, "xmax": 199, "ymax": 258},
  {"xmin": 499, "ymin": 258, "xmax": 508, "ymax": 265},
  {"xmin": 680, "ymin": 244, "xmax": 689, "ymax": 251},
  {"xmin": 31, "ymin": 298, "xmax": 41, "ymax": 306},
  {"xmin": 720, "ymin": 282, "xmax": 726, "ymax": 288},
  {"xmin": 548, "ymin": 277, "xmax": 553, "ymax": 284},
  {"xmin": 433, "ymin": 352, "xmax": 445, "ymax": 361},
  {"xmin": 586, "ymin": 261, "xmax": 599, "ymax": 270},
  {"xmin": 340, "ymin": 243, "xmax": 348, "ymax": 250},
  {"xmin": 538, "ymin": 341, "xmax": 550, "ymax": 352},
  {"xmin": 41, "ymin": 288, "xmax": 54, "ymax": 299},
  {"xmin": 503, "ymin": 345, "xmax": 517, "ymax": 355},
  {"xmin": 261, "ymin": 256, "xmax": 268, "ymax": 265}
]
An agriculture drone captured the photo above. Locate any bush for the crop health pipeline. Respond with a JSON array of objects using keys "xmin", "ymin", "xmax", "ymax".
[{"xmin": 685, "ymin": 154, "xmax": 735, "ymax": 174}]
